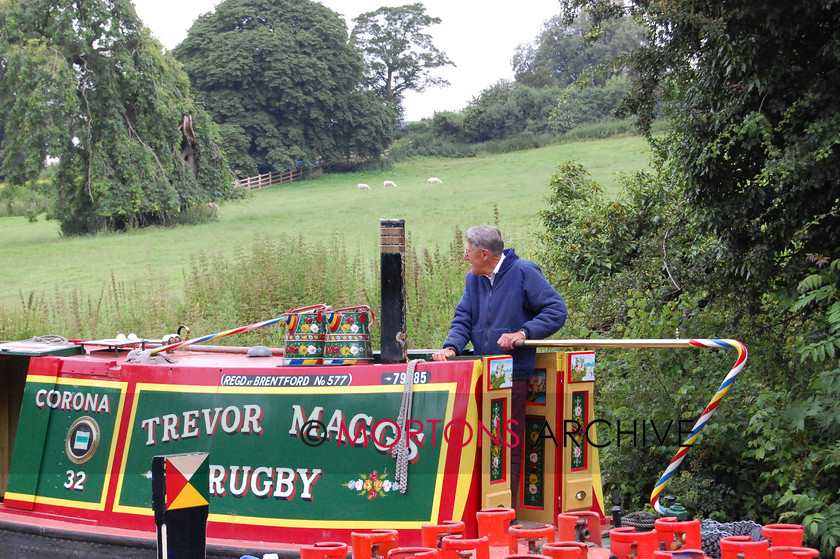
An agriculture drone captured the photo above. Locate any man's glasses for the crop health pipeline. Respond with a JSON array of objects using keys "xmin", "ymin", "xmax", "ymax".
[{"xmin": 464, "ymin": 248, "xmax": 481, "ymax": 258}]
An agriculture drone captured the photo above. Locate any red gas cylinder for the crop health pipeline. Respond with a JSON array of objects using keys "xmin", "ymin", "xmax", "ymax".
[
  {"xmin": 421, "ymin": 521, "xmax": 466, "ymax": 549},
  {"xmin": 655, "ymin": 517, "xmax": 702, "ymax": 551},
  {"xmin": 767, "ymin": 546, "xmax": 820, "ymax": 559},
  {"xmin": 440, "ymin": 535, "xmax": 490, "ymax": 559},
  {"xmin": 836, "ymin": 546, "xmax": 839, "ymax": 559},
  {"xmin": 719, "ymin": 535, "xmax": 769, "ymax": 559},
  {"xmin": 557, "ymin": 512, "xmax": 603, "ymax": 546},
  {"xmin": 352, "ymin": 529, "xmax": 400, "ymax": 559},
  {"xmin": 476, "ymin": 507, "xmax": 517, "ymax": 546},
  {"xmin": 761, "ymin": 525, "xmax": 805, "ymax": 548},
  {"xmin": 542, "ymin": 542, "xmax": 589, "ymax": 559},
  {"xmin": 609, "ymin": 526, "xmax": 658, "ymax": 559},
  {"xmin": 387, "ymin": 547, "xmax": 440, "ymax": 559},
  {"xmin": 300, "ymin": 542, "xmax": 350, "ymax": 559},
  {"xmin": 508, "ymin": 523, "xmax": 556, "ymax": 555}
]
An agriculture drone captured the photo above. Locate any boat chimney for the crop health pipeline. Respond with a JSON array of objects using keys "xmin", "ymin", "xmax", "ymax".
[{"xmin": 380, "ymin": 219, "xmax": 407, "ymax": 363}]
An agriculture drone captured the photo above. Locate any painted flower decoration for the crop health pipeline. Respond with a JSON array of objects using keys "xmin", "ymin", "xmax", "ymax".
[
  {"xmin": 346, "ymin": 469, "xmax": 391, "ymax": 500},
  {"xmin": 529, "ymin": 484, "xmax": 538, "ymax": 494},
  {"xmin": 574, "ymin": 447, "xmax": 582, "ymax": 458},
  {"xmin": 574, "ymin": 406, "xmax": 582, "ymax": 417},
  {"xmin": 529, "ymin": 452, "xmax": 538, "ymax": 463}
]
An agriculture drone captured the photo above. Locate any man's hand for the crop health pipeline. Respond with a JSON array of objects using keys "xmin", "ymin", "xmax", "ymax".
[
  {"xmin": 432, "ymin": 348, "xmax": 456, "ymax": 361},
  {"xmin": 497, "ymin": 330, "xmax": 527, "ymax": 351}
]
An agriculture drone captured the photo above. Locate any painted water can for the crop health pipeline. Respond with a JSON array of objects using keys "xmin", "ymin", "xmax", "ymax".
[
  {"xmin": 283, "ymin": 304, "xmax": 328, "ymax": 365},
  {"xmin": 323, "ymin": 305, "xmax": 374, "ymax": 365}
]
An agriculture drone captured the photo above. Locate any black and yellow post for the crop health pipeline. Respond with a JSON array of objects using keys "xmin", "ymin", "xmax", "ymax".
[{"xmin": 152, "ymin": 452, "xmax": 210, "ymax": 559}]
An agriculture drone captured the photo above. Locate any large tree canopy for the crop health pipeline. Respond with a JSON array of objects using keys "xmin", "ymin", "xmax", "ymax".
[
  {"xmin": 512, "ymin": 14, "xmax": 641, "ymax": 88},
  {"xmin": 0, "ymin": 0, "xmax": 235, "ymax": 235},
  {"xmin": 562, "ymin": 0, "xmax": 840, "ymax": 292},
  {"xmin": 350, "ymin": 3, "xmax": 453, "ymax": 117},
  {"xmin": 544, "ymin": 1, "xmax": 840, "ymax": 551},
  {"xmin": 174, "ymin": 0, "xmax": 395, "ymax": 175}
]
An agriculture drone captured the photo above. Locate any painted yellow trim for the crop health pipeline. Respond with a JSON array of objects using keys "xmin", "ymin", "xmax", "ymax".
[
  {"xmin": 451, "ymin": 359, "xmax": 482, "ymax": 520},
  {"xmin": 589, "ymin": 422, "xmax": 606, "ymax": 513},
  {"xmin": 2, "ymin": 492, "xmax": 34, "ymax": 504}
]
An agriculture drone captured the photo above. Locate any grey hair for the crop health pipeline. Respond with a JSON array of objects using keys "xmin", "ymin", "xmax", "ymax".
[{"xmin": 466, "ymin": 225, "xmax": 504, "ymax": 256}]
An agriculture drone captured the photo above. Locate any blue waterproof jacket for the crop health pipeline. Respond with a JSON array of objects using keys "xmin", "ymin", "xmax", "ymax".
[{"xmin": 442, "ymin": 248, "xmax": 567, "ymax": 379}]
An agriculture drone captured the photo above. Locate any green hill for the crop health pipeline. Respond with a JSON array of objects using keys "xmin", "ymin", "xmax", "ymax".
[{"xmin": 0, "ymin": 136, "xmax": 650, "ymax": 310}]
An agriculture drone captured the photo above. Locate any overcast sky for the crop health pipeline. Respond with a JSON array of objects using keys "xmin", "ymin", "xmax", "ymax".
[{"xmin": 132, "ymin": 0, "xmax": 562, "ymax": 121}]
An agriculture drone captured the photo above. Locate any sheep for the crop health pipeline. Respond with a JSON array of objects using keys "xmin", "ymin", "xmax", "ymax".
[
  {"xmin": 357, "ymin": 183, "xmax": 370, "ymax": 190},
  {"xmin": 383, "ymin": 180, "xmax": 397, "ymax": 187},
  {"xmin": 428, "ymin": 177, "xmax": 443, "ymax": 184}
]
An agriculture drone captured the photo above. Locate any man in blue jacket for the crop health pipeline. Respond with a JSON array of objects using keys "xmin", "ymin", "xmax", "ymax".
[{"xmin": 432, "ymin": 224, "xmax": 567, "ymax": 509}]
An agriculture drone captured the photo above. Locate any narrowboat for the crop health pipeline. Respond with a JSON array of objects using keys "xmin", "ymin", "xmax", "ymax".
[{"xmin": 0, "ymin": 220, "xmax": 750, "ymax": 559}]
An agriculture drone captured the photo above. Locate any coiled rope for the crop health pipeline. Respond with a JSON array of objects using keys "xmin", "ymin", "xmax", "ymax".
[{"xmin": 393, "ymin": 359, "xmax": 424, "ymax": 494}]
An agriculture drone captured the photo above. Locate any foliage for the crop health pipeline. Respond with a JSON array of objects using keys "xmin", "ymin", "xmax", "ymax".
[
  {"xmin": 539, "ymin": 153, "xmax": 840, "ymax": 553},
  {"xmin": 547, "ymin": 2, "xmax": 840, "ymax": 550},
  {"xmin": 0, "ymin": 0, "xmax": 236, "ymax": 235},
  {"xmin": 174, "ymin": 0, "xmax": 395, "ymax": 175},
  {"xmin": 746, "ymin": 258, "xmax": 840, "ymax": 550},
  {"xmin": 561, "ymin": 0, "xmax": 840, "ymax": 296},
  {"xmin": 549, "ymin": 76, "xmax": 631, "ymax": 134},
  {"xmin": 512, "ymin": 14, "xmax": 642, "ymax": 88},
  {"xmin": 0, "ymin": 179, "xmax": 52, "ymax": 221},
  {"xmin": 350, "ymin": 3, "xmax": 454, "ymax": 118},
  {"xmin": 395, "ymin": 76, "xmax": 632, "ymax": 156},
  {"xmin": 462, "ymin": 81, "xmax": 566, "ymax": 142}
]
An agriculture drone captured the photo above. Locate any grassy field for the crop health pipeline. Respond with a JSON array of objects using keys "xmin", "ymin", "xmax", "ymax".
[{"xmin": 0, "ymin": 136, "xmax": 650, "ymax": 309}]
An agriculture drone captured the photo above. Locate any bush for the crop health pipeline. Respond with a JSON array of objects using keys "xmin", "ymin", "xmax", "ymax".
[{"xmin": 168, "ymin": 203, "xmax": 220, "ymax": 226}]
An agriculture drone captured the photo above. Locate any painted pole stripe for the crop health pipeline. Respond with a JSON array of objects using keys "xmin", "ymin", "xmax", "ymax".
[
  {"xmin": 650, "ymin": 339, "xmax": 747, "ymax": 513},
  {"xmin": 150, "ymin": 315, "xmax": 290, "ymax": 355}
]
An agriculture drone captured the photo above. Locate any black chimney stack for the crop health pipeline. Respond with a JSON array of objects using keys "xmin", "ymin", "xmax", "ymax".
[{"xmin": 380, "ymin": 219, "xmax": 407, "ymax": 363}]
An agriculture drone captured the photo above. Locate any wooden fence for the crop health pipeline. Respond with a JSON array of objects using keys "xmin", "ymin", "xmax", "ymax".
[{"xmin": 233, "ymin": 163, "xmax": 320, "ymax": 191}]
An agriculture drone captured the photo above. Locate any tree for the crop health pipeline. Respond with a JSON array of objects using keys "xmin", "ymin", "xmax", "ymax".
[
  {"xmin": 560, "ymin": 0, "xmax": 840, "ymax": 292},
  {"xmin": 552, "ymin": 0, "xmax": 840, "ymax": 550},
  {"xmin": 351, "ymin": 3, "xmax": 454, "ymax": 117},
  {"xmin": 174, "ymin": 0, "xmax": 393, "ymax": 175},
  {"xmin": 512, "ymin": 14, "xmax": 641, "ymax": 88},
  {"xmin": 0, "ymin": 0, "xmax": 236, "ymax": 235}
]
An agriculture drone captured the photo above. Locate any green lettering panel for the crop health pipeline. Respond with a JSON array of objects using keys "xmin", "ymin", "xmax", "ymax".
[
  {"xmin": 118, "ymin": 387, "xmax": 452, "ymax": 522},
  {"xmin": 7, "ymin": 379, "xmax": 124, "ymax": 507}
]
